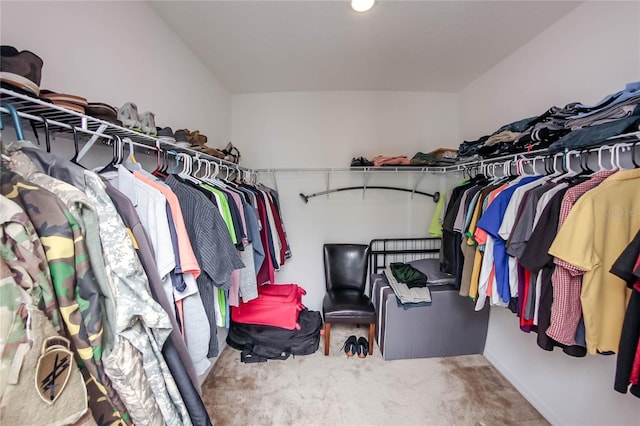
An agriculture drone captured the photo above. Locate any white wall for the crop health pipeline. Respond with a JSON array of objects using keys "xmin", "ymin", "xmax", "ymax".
[
  {"xmin": 459, "ymin": 2, "xmax": 640, "ymax": 425},
  {"xmin": 0, "ymin": 1, "xmax": 231, "ymax": 148},
  {"xmin": 233, "ymin": 91, "xmax": 459, "ymax": 311}
]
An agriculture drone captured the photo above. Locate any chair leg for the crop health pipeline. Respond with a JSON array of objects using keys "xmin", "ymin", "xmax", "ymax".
[
  {"xmin": 324, "ymin": 323, "xmax": 331, "ymax": 356},
  {"xmin": 368, "ymin": 323, "xmax": 375, "ymax": 355}
]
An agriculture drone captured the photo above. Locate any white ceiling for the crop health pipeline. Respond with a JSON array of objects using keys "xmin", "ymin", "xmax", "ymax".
[{"xmin": 149, "ymin": 0, "xmax": 582, "ymax": 94}]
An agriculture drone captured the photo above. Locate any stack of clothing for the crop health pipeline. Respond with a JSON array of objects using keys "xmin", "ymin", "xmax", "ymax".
[
  {"xmin": 384, "ymin": 263, "xmax": 432, "ymax": 308},
  {"xmin": 458, "ymin": 81, "xmax": 640, "ymax": 160},
  {"xmin": 382, "ymin": 259, "xmax": 456, "ymax": 309}
]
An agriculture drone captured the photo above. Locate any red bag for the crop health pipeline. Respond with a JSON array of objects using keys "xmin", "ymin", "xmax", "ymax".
[{"xmin": 231, "ymin": 284, "xmax": 306, "ymax": 330}]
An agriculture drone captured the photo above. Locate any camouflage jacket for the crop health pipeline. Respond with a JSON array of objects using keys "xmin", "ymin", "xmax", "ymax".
[
  {"xmin": 4, "ymin": 142, "xmax": 191, "ymax": 426},
  {"xmin": 0, "ymin": 196, "xmax": 52, "ymax": 401},
  {"xmin": 8, "ymin": 151, "xmax": 117, "ymax": 357},
  {"xmin": 0, "ymin": 167, "xmax": 131, "ymax": 426}
]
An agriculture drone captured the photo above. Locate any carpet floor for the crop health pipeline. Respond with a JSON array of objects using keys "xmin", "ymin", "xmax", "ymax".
[{"xmin": 202, "ymin": 324, "xmax": 549, "ymax": 426}]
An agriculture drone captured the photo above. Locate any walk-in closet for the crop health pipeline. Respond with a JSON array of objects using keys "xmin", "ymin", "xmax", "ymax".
[{"xmin": 1, "ymin": 1, "xmax": 639, "ymax": 425}]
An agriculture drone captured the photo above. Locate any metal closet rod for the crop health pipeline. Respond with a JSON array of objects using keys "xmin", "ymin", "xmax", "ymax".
[
  {"xmin": 254, "ymin": 151, "xmax": 551, "ymax": 174},
  {"xmin": 0, "ymin": 105, "xmax": 255, "ymax": 173},
  {"xmin": 255, "ymin": 166, "xmax": 450, "ymax": 173},
  {"xmin": 255, "ymin": 139, "xmax": 639, "ymax": 175}
]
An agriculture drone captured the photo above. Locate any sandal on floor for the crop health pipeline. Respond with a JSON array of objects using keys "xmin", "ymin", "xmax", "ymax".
[{"xmin": 357, "ymin": 337, "xmax": 368, "ymax": 358}]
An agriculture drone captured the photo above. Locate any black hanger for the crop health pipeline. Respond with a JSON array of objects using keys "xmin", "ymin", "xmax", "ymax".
[
  {"xmin": 29, "ymin": 119, "xmax": 40, "ymax": 146},
  {"xmin": 31, "ymin": 115, "xmax": 52, "ymax": 152},
  {"xmin": 70, "ymin": 125, "xmax": 81, "ymax": 165},
  {"xmin": 157, "ymin": 146, "xmax": 172, "ymax": 176},
  {"xmin": 579, "ymin": 149, "xmax": 594, "ymax": 174},
  {"xmin": 632, "ymin": 141, "xmax": 639, "ymax": 168},
  {"xmin": 97, "ymin": 134, "xmax": 122, "ymax": 174},
  {"xmin": 42, "ymin": 116, "xmax": 51, "ymax": 152}
]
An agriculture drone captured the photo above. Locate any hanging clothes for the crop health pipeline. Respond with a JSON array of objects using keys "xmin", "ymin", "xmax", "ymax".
[
  {"xmin": 548, "ymin": 168, "xmax": 640, "ymax": 355},
  {"xmin": 165, "ymin": 174, "xmax": 244, "ymax": 357},
  {"xmin": 440, "ymin": 153, "xmax": 640, "ymax": 366},
  {"xmin": 611, "ymin": 229, "xmax": 640, "ymax": 398},
  {"xmin": 3, "ymin": 140, "xmax": 197, "ymax": 425}
]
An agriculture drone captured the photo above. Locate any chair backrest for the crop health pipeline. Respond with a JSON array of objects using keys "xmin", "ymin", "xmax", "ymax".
[{"xmin": 323, "ymin": 243, "xmax": 370, "ymax": 292}]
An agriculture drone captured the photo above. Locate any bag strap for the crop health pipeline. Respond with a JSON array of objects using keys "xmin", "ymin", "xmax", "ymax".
[{"xmin": 240, "ymin": 348, "xmax": 292, "ymax": 363}]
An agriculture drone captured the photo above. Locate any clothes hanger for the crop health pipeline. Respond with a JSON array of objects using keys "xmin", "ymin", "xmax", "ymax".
[
  {"xmin": 178, "ymin": 153, "xmax": 200, "ymax": 183},
  {"xmin": 159, "ymin": 148, "xmax": 171, "ymax": 175},
  {"xmin": 200, "ymin": 158, "xmax": 211, "ymax": 180},
  {"xmin": 612, "ymin": 143, "xmax": 630, "ymax": 170},
  {"xmin": 550, "ymin": 152, "xmax": 568, "ymax": 182},
  {"xmin": 0, "ymin": 103, "xmax": 25, "ymax": 142},
  {"xmin": 29, "ymin": 119, "xmax": 40, "ymax": 146},
  {"xmin": 632, "ymin": 141, "xmax": 639, "ymax": 168},
  {"xmin": 69, "ymin": 125, "xmax": 82, "ymax": 165},
  {"xmin": 151, "ymin": 140, "xmax": 167, "ymax": 178},
  {"xmin": 531, "ymin": 155, "xmax": 545, "ymax": 176},
  {"xmin": 596, "ymin": 145, "xmax": 613, "ymax": 171},
  {"xmin": 168, "ymin": 150, "xmax": 180, "ymax": 174},
  {"xmin": 543, "ymin": 155, "xmax": 553, "ymax": 175},
  {"xmin": 97, "ymin": 134, "xmax": 122, "ymax": 174},
  {"xmin": 123, "ymin": 137, "xmax": 142, "ymax": 171},
  {"xmin": 0, "ymin": 108, "xmax": 7, "ymax": 162},
  {"xmin": 39, "ymin": 115, "xmax": 51, "ymax": 152},
  {"xmin": 579, "ymin": 149, "xmax": 594, "ymax": 174},
  {"xmin": 565, "ymin": 150, "xmax": 581, "ymax": 177}
]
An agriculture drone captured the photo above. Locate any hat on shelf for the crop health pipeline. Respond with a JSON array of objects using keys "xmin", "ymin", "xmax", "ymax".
[
  {"xmin": 84, "ymin": 102, "xmax": 122, "ymax": 126},
  {"xmin": 40, "ymin": 90, "xmax": 88, "ymax": 114},
  {"xmin": 0, "ymin": 45, "xmax": 44, "ymax": 96}
]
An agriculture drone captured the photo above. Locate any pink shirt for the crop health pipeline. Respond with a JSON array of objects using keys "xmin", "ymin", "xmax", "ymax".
[{"xmin": 133, "ymin": 171, "xmax": 201, "ymax": 278}]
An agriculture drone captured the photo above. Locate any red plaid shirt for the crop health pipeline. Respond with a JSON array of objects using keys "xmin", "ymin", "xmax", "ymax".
[{"xmin": 546, "ymin": 171, "xmax": 616, "ymax": 345}]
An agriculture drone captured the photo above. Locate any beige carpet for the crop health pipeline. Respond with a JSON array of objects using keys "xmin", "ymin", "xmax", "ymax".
[{"xmin": 202, "ymin": 324, "xmax": 549, "ymax": 426}]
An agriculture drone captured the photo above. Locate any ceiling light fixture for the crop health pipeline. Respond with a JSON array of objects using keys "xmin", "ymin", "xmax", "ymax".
[{"xmin": 351, "ymin": 0, "xmax": 375, "ymax": 13}]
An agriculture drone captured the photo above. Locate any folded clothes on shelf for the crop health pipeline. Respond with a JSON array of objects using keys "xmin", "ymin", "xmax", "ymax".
[{"xmin": 458, "ymin": 81, "xmax": 640, "ymax": 158}]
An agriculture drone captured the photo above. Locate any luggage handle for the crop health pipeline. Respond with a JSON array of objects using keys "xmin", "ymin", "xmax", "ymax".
[{"xmin": 240, "ymin": 348, "xmax": 291, "ymax": 363}]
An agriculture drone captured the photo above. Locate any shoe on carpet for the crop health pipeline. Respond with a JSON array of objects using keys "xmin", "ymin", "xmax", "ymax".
[
  {"xmin": 343, "ymin": 335, "xmax": 358, "ymax": 358},
  {"xmin": 357, "ymin": 337, "xmax": 368, "ymax": 358}
]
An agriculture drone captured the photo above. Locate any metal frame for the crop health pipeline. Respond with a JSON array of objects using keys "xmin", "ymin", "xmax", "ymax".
[
  {"xmin": 0, "ymin": 88, "xmax": 252, "ymax": 172},
  {"xmin": 4, "ymin": 87, "xmax": 638, "ymax": 180}
]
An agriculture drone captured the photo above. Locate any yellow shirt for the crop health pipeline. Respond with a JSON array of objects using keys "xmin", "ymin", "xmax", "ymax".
[
  {"xmin": 467, "ymin": 182, "xmax": 509, "ymax": 299},
  {"xmin": 548, "ymin": 168, "xmax": 640, "ymax": 354}
]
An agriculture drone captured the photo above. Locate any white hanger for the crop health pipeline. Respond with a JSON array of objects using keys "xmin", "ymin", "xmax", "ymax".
[
  {"xmin": 597, "ymin": 145, "xmax": 614, "ymax": 171},
  {"xmin": 612, "ymin": 142, "xmax": 632, "ymax": 170},
  {"xmin": 564, "ymin": 150, "xmax": 581, "ymax": 177},
  {"xmin": 178, "ymin": 153, "xmax": 200, "ymax": 183},
  {"xmin": 550, "ymin": 152, "xmax": 569, "ymax": 182},
  {"xmin": 123, "ymin": 137, "xmax": 142, "ymax": 171}
]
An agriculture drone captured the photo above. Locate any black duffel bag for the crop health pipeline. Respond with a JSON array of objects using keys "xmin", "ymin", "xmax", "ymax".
[{"xmin": 226, "ymin": 309, "xmax": 322, "ymax": 363}]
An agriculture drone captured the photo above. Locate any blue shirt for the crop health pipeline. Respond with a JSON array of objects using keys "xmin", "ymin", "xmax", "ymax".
[{"xmin": 476, "ymin": 176, "xmax": 539, "ymax": 303}]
